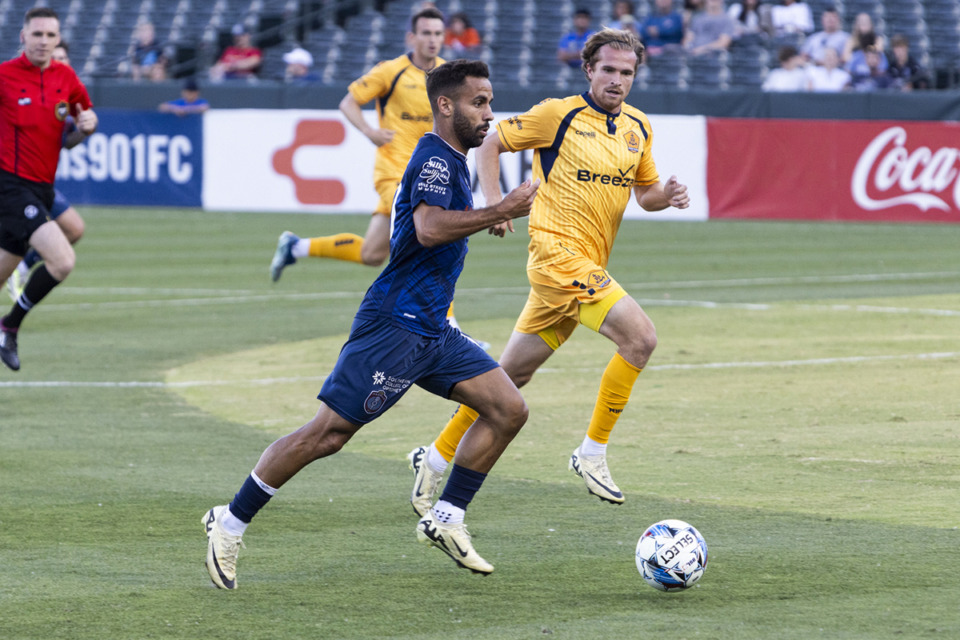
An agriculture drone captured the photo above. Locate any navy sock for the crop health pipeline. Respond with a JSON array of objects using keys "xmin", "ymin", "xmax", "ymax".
[
  {"xmin": 23, "ymin": 249, "xmax": 41, "ymax": 269},
  {"xmin": 229, "ymin": 474, "xmax": 273, "ymax": 523},
  {"xmin": 438, "ymin": 464, "xmax": 487, "ymax": 510}
]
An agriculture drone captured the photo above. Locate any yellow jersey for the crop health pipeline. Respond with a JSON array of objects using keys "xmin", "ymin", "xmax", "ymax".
[
  {"xmin": 496, "ymin": 93, "xmax": 660, "ymax": 269},
  {"xmin": 348, "ymin": 53, "xmax": 445, "ymax": 184}
]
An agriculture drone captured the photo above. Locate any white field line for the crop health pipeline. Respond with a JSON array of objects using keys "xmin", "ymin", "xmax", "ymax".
[
  {"xmin": 1, "ymin": 352, "xmax": 956, "ymax": 389},
  {"xmin": 40, "ymin": 270, "xmax": 960, "ymax": 312}
]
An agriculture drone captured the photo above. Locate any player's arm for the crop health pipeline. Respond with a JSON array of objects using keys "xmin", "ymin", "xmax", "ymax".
[
  {"xmin": 338, "ymin": 91, "xmax": 394, "ymax": 147},
  {"xmin": 413, "ymin": 179, "xmax": 540, "ymax": 247},
  {"xmin": 476, "ymin": 132, "xmax": 519, "ymax": 236},
  {"xmin": 633, "ymin": 175, "xmax": 689, "ymax": 211},
  {"xmin": 63, "ymin": 128, "xmax": 87, "ymax": 148}
]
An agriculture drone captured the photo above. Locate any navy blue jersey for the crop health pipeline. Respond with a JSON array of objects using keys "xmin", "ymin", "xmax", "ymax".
[{"xmin": 355, "ymin": 132, "xmax": 473, "ymax": 337}]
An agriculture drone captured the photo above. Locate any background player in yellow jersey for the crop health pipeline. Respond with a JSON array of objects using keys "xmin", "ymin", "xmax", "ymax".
[
  {"xmin": 408, "ymin": 27, "xmax": 690, "ymax": 512},
  {"xmin": 270, "ymin": 7, "xmax": 444, "ymax": 276}
]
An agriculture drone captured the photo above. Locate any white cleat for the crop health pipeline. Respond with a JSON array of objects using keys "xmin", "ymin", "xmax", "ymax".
[
  {"xmin": 569, "ymin": 446, "xmax": 625, "ymax": 504},
  {"xmin": 416, "ymin": 510, "xmax": 493, "ymax": 575},
  {"xmin": 408, "ymin": 446, "xmax": 443, "ymax": 517},
  {"xmin": 202, "ymin": 505, "xmax": 245, "ymax": 590}
]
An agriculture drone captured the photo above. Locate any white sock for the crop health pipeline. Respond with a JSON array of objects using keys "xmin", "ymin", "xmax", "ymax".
[
  {"xmin": 292, "ymin": 238, "xmax": 310, "ymax": 258},
  {"xmin": 251, "ymin": 470, "xmax": 278, "ymax": 495},
  {"xmin": 580, "ymin": 435, "xmax": 607, "ymax": 457},
  {"xmin": 432, "ymin": 500, "xmax": 464, "ymax": 524},
  {"xmin": 222, "ymin": 507, "xmax": 249, "ymax": 536},
  {"xmin": 426, "ymin": 443, "xmax": 449, "ymax": 474},
  {"xmin": 446, "ymin": 314, "xmax": 460, "ymax": 330}
]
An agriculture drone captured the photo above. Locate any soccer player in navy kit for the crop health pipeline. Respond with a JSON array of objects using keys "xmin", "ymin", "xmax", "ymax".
[
  {"xmin": 202, "ymin": 59, "xmax": 541, "ymax": 589},
  {"xmin": 0, "ymin": 8, "xmax": 97, "ymax": 371}
]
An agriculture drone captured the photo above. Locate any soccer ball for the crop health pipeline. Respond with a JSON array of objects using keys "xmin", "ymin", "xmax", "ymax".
[{"xmin": 635, "ymin": 519, "xmax": 708, "ymax": 592}]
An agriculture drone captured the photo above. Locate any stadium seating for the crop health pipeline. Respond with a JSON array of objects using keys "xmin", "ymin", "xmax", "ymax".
[{"xmin": 0, "ymin": 0, "xmax": 956, "ymax": 89}]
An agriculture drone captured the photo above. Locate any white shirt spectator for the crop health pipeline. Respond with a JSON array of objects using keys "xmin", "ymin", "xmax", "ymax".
[
  {"xmin": 763, "ymin": 67, "xmax": 809, "ymax": 90},
  {"xmin": 802, "ymin": 30, "xmax": 848, "ymax": 64},
  {"xmin": 807, "ymin": 65, "xmax": 850, "ymax": 91},
  {"xmin": 771, "ymin": 0, "xmax": 813, "ymax": 36}
]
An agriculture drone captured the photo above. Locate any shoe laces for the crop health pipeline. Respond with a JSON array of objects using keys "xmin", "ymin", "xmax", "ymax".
[
  {"xmin": 585, "ymin": 455, "xmax": 615, "ymax": 485},
  {"xmin": 216, "ymin": 531, "xmax": 246, "ymax": 568}
]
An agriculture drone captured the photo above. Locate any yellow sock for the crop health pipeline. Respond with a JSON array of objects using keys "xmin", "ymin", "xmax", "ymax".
[
  {"xmin": 435, "ymin": 404, "xmax": 479, "ymax": 462},
  {"xmin": 586, "ymin": 353, "xmax": 642, "ymax": 444},
  {"xmin": 308, "ymin": 234, "xmax": 364, "ymax": 263}
]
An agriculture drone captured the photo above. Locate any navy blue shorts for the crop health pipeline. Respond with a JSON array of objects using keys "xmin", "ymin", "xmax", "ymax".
[
  {"xmin": 51, "ymin": 189, "xmax": 71, "ymax": 219},
  {"xmin": 318, "ymin": 317, "xmax": 499, "ymax": 425}
]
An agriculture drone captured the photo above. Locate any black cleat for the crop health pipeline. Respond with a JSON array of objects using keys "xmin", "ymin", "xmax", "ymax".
[{"xmin": 0, "ymin": 329, "xmax": 19, "ymax": 371}]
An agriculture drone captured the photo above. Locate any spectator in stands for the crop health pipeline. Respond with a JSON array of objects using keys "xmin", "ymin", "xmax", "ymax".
[
  {"xmin": 727, "ymin": 0, "xmax": 771, "ymax": 44},
  {"xmin": 617, "ymin": 15, "xmax": 640, "ymax": 37},
  {"xmin": 130, "ymin": 22, "xmax": 166, "ymax": 82},
  {"xmin": 159, "ymin": 78, "xmax": 210, "ymax": 115},
  {"xmin": 641, "ymin": 0, "xmax": 685, "ymax": 56},
  {"xmin": 283, "ymin": 46, "xmax": 321, "ymax": 83},
  {"xmin": 801, "ymin": 7, "xmax": 847, "ymax": 65},
  {"xmin": 846, "ymin": 33, "xmax": 888, "ymax": 77},
  {"xmin": 609, "ymin": 1, "xmax": 637, "ymax": 30},
  {"xmin": 558, "ymin": 8, "xmax": 595, "ymax": 68},
  {"xmin": 886, "ymin": 34, "xmax": 931, "ymax": 91},
  {"xmin": 850, "ymin": 45, "xmax": 895, "ymax": 91},
  {"xmin": 762, "ymin": 44, "xmax": 809, "ymax": 90},
  {"xmin": 806, "ymin": 46, "xmax": 850, "ymax": 91},
  {"xmin": 683, "ymin": 0, "xmax": 704, "ymax": 29},
  {"xmin": 683, "ymin": 0, "xmax": 736, "ymax": 56},
  {"xmin": 843, "ymin": 12, "xmax": 885, "ymax": 65},
  {"xmin": 444, "ymin": 12, "xmax": 482, "ymax": 58},
  {"xmin": 209, "ymin": 24, "xmax": 262, "ymax": 81},
  {"xmin": 770, "ymin": 0, "xmax": 813, "ymax": 37}
]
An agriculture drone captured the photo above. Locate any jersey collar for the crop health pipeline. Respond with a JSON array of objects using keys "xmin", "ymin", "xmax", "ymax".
[
  {"xmin": 424, "ymin": 132, "xmax": 467, "ymax": 160},
  {"xmin": 581, "ymin": 91, "xmax": 621, "ymax": 135}
]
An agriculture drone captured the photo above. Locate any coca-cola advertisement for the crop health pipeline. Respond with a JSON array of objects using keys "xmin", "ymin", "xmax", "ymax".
[{"xmin": 707, "ymin": 118, "xmax": 960, "ymax": 224}]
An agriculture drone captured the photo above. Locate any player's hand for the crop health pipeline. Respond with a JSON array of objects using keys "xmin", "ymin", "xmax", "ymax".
[
  {"xmin": 664, "ymin": 175, "xmax": 689, "ymax": 209},
  {"xmin": 488, "ymin": 221, "xmax": 513, "ymax": 237},
  {"xmin": 75, "ymin": 104, "xmax": 98, "ymax": 134},
  {"xmin": 497, "ymin": 178, "xmax": 540, "ymax": 221},
  {"xmin": 368, "ymin": 128, "xmax": 395, "ymax": 147}
]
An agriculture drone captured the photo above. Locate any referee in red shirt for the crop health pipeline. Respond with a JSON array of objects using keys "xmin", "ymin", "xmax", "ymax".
[{"xmin": 0, "ymin": 7, "xmax": 97, "ymax": 371}]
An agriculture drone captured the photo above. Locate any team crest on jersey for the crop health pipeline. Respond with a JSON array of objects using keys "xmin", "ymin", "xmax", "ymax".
[
  {"xmin": 419, "ymin": 156, "xmax": 450, "ymax": 184},
  {"xmin": 363, "ymin": 390, "xmax": 388, "ymax": 414},
  {"xmin": 572, "ymin": 270, "xmax": 611, "ymax": 295},
  {"xmin": 587, "ymin": 270, "xmax": 611, "ymax": 288},
  {"xmin": 623, "ymin": 130, "xmax": 640, "ymax": 153},
  {"xmin": 54, "ymin": 101, "xmax": 70, "ymax": 122}
]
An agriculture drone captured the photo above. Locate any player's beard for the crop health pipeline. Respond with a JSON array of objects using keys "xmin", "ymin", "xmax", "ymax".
[{"xmin": 452, "ymin": 107, "xmax": 487, "ymax": 150}]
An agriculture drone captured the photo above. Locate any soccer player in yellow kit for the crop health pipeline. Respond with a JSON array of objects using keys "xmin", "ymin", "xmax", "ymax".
[
  {"xmin": 408, "ymin": 28, "xmax": 690, "ymax": 512},
  {"xmin": 270, "ymin": 7, "xmax": 444, "ymax": 276}
]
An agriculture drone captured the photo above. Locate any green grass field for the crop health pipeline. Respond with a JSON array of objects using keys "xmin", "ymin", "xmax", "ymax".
[{"xmin": 1, "ymin": 208, "xmax": 958, "ymax": 639}]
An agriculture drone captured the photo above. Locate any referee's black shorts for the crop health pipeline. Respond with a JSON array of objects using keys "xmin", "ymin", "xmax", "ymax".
[{"xmin": 0, "ymin": 169, "xmax": 55, "ymax": 256}]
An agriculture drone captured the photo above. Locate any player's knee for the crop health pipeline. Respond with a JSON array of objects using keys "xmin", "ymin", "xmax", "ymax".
[
  {"xmin": 639, "ymin": 326, "xmax": 658, "ymax": 356},
  {"xmin": 65, "ymin": 214, "xmax": 85, "ymax": 244},
  {"xmin": 501, "ymin": 359, "xmax": 537, "ymax": 390},
  {"xmin": 622, "ymin": 325, "xmax": 657, "ymax": 367},
  {"xmin": 501, "ymin": 393, "xmax": 528, "ymax": 434},
  {"xmin": 360, "ymin": 246, "xmax": 387, "ymax": 267},
  {"xmin": 46, "ymin": 248, "xmax": 76, "ymax": 281}
]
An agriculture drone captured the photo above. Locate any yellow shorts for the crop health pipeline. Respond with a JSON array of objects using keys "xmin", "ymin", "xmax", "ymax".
[
  {"xmin": 514, "ymin": 253, "xmax": 628, "ymax": 350},
  {"xmin": 374, "ymin": 177, "xmax": 400, "ymax": 216}
]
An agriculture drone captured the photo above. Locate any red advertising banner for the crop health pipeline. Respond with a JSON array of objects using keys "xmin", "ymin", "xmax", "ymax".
[{"xmin": 707, "ymin": 118, "xmax": 960, "ymax": 223}]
